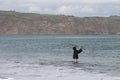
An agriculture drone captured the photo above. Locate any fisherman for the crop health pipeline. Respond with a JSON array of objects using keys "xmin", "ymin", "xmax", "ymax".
[{"xmin": 73, "ymin": 46, "xmax": 83, "ymax": 63}]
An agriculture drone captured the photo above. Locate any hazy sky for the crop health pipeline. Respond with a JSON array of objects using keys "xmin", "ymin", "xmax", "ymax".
[{"xmin": 0, "ymin": 0, "xmax": 120, "ymax": 17}]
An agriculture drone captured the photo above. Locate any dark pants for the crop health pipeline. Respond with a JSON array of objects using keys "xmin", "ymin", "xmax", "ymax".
[{"xmin": 73, "ymin": 55, "xmax": 78, "ymax": 59}]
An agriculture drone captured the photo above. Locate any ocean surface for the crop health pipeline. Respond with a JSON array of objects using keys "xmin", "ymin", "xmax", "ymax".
[{"xmin": 0, "ymin": 35, "xmax": 120, "ymax": 80}]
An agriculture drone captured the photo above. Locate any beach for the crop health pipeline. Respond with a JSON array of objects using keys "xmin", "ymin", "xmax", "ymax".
[{"xmin": 0, "ymin": 35, "xmax": 120, "ymax": 80}]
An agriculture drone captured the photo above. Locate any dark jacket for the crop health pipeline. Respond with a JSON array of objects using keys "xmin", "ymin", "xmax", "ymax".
[{"xmin": 73, "ymin": 47, "xmax": 83, "ymax": 59}]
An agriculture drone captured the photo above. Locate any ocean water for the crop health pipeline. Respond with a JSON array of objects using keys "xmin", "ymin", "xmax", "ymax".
[{"xmin": 0, "ymin": 35, "xmax": 120, "ymax": 80}]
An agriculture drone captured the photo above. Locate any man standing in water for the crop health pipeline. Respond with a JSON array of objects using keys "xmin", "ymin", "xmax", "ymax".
[{"xmin": 73, "ymin": 46, "xmax": 83, "ymax": 63}]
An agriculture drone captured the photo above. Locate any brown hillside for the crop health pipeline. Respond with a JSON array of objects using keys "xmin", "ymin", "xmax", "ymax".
[{"xmin": 0, "ymin": 11, "xmax": 120, "ymax": 35}]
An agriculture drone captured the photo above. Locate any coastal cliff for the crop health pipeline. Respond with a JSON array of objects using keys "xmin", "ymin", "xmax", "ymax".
[{"xmin": 0, "ymin": 11, "xmax": 120, "ymax": 35}]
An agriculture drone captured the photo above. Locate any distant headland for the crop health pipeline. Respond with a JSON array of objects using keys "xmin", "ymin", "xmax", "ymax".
[{"xmin": 0, "ymin": 10, "xmax": 120, "ymax": 35}]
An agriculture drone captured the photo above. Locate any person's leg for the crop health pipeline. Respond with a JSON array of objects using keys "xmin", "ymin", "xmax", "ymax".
[
  {"xmin": 76, "ymin": 59, "xmax": 78, "ymax": 63},
  {"xmin": 73, "ymin": 59, "xmax": 77, "ymax": 63},
  {"xmin": 73, "ymin": 59, "xmax": 75, "ymax": 63}
]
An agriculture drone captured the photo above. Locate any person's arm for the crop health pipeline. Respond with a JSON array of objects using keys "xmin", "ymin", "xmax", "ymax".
[{"xmin": 78, "ymin": 48, "xmax": 83, "ymax": 54}]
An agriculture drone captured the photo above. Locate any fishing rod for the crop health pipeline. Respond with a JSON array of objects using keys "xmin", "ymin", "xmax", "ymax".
[{"xmin": 68, "ymin": 43, "xmax": 86, "ymax": 50}]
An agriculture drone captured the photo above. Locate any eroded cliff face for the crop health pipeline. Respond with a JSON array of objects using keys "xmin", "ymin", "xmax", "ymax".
[{"xmin": 0, "ymin": 11, "xmax": 120, "ymax": 35}]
